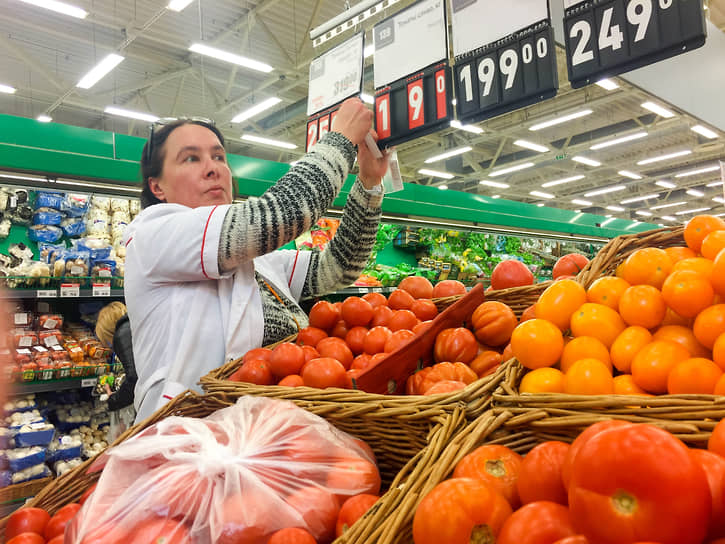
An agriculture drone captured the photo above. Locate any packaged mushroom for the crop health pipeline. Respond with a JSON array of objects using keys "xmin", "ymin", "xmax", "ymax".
[
  {"xmin": 26, "ymin": 261, "xmax": 52, "ymax": 286},
  {"xmin": 28, "ymin": 225, "xmax": 63, "ymax": 244},
  {"xmin": 75, "ymin": 237, "xmax": 112, "ymax": 260},
  {"xmin": 110, "ymin": 197, "xmax": 130, "ymax": 213},
  {"xmin": 61, "ymin": 216, "xmax": 86, "ymax": 238},
  {"xmin": 11, "ymin": 462, "xmax": 52, "ymax": 484},
  {"xmin": 0, "ymin": 218, "xmax": 11, "ymax": 239},
  {"xmin": 91, "ymin": 195, "xmax": 111, "ymax": 211},
  {"xmin": 34, "ymin": 190, "xmax": 64, "ymax": 210},
  {"xmin": 61, "ymin": 193, "xmax": 90, "ymax": 217}
]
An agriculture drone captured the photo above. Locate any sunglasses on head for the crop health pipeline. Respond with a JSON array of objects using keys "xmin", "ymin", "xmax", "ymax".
[{"xmin": 144, "ymin": 116, "xmax": 216, "ymax": 163}]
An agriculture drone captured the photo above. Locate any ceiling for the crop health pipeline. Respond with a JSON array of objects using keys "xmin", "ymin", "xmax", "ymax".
[{"xmin": 1, "ymin": 0, "xmax": 724, "ymax": 228}]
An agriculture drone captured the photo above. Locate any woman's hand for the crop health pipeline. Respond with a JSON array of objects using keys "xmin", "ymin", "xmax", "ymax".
[
  {"xmin": 331, "ymin": 97, "xmax": 374, "ymax": 146},
  {"xmin": 358, "ymin": 130, "xmax": 391, "ymax": 190}
]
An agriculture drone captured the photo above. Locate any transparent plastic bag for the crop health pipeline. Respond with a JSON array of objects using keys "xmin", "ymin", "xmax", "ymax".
[
  {"xmin": 67, "ymin": 396, "xmax": 380, "ymax": 544},
  {"xmin": 34, "ymin": 191, "xmax": 65, "ymax": 210}
]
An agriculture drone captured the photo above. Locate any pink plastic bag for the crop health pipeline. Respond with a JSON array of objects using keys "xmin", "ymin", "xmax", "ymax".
[{"xmin": 66, "ymin": 396, "xmax": 380, "ymax": 544}]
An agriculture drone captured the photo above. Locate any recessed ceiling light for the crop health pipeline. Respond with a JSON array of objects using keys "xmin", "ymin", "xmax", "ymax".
[
  {"xmin": 450, "ymin": 120, "xmax": 483, "ymax": 134},
  {"xmin": 491, "ymin": 195, "xmax": 500, "ymax": 199},
  {"xmin": 167, "ymin": 0, "xmax": 195, "ymax": 11},
  {"xmin": 514, "ymin": 140, "xmax": 549, "ymax": 153},
  {"xmin": 618, "ymin": 170, "xmax": 643, "ymax": 180},
  {"xmin": 571, "ymin": 155, "xmax": 601, "ymax": 167},
  {"xmin": 650, "ymin": 201, "xmax": 686, "ymax": 210},
  {"xmin": 489, "ymin": 162, "xmax": 535, "ymax": 177},
  {"xmin": 418, "ymin": 168, "xmax": 454, "ymax": 179},
  {"xmin": 590, "ymin": 132, "xmax": 648, "ymax": 150},
  {"xmin": 0, "ymin": 84, "xmax": 17, "ymax": 94},
  {"xmin": 231, "ymin": 97, "xmax": 282, "ymax": 123},
  {"xmin": 241, "ymin": 134, "xmax": 297, "ymax": 149},
  {"xmin": 542, "ymin": 175, "xmax": 585, "ymax": 188},
  {"xmin": 584, "ymin": 185, "xmax": 627, "ymax": 197},
  {"xmin": 686, "ymin": 189, "xmax": 705, "ymax": 197},
  {"xmin": 636, "ymin": 149, "xmax": 692, "ymax": 166},
  {"xmin": 530, "ymin": 190, "xmax": 554, "ymax": 199},
  {"xmin": 572, "ymin": 199, "xmax": 593, "ymax": 206},
  {"xmin": 641, "ymin": 101, "xmax": 676, "ymax": 118},
  {"xmin": 18, "ymin": 0, "xmax": 87, "ymax": 18},
  {"xmin": 424, "ymin": 146, "xmax": 472, "ymax": 164},
  {"xmin": 76, "ymin": 54, "xmax": 125, "ymax": 89},
  {"xmin": 675, "ymin": 207, "xmax": 712, "ymax": 215},
  {"xmin": 36, "ymin": 115, "xmax": 52, "ymax": 123},
  {"xmin": 606, "ymin": 205, "xmax": 625, "ymax": 212},
  {"xmin": 691, "ymin": 125, "xmax": 718, "ymax": 139},
  {"xmin": 479, "ymin": 180, "xmax": 510, "ymax": 188},
  {"xmin": 620, "ymin": 194, "xmax": 660, "ymax": 204},
  {"xmin": 655, "ymin": 180, "xmax": 677, "ymax": 189},
  {"xmin": 636, "ymin": 210, "xmax": 653, "ymax": 216},
  {"xmin": 675, "ymin": 165, "xmax": 720, "ymax": 178},
  {"xmin": 536, "ymin": 203, "xmax": 545, "ymax": 207},
  {"xmin": 438, "ymin": 185, "xmax": 448, "ymax": 190},
  {"xmin": 596, "ymin": 79, "xmax": 619, "ymax": 91},
  {"xmin": 529, "ymin": 109, "xmax": 593, "ymax": 131}
]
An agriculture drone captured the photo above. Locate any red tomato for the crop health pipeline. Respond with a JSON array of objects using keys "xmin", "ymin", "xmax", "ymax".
[
  {"xmin": 517, "ymin": 441, "xmax": 570, "ymax": 505},
  {"xmin": 363, "ymin": 326, "xmax": 393, "ymax": 354},
  {"xmin": 553, "ymin": 253, "xmax": 590, "ymax": 279},
  {"xmin": 296, "ymin": 326, "xmax": 328, "ymax": 347},
  {"xmin": 384, "ymin": 329, "xmax": 416, "ymax": 353},
  {"xmin": 412, "ymin": 478, "xmax": 512, "ymax": 544},
  {"xmin": 351, "ymin": 353, "xmax": 372, "ymax": 370},
  {"xmin": 434, "ymin": 327, "xmax": 478, "ymax": 364},
  {"xmin": 242, "ymin": 347, "xmax": 272, "ymax": 362},
  {"xmin": 432, "ymin": 280, "xmax": 467, "ymax": 298},
  {"xmin": 552, "ymin": 537, "xmax": 590, "ymax": 544},
  {"xmin": 388, "ymin": 289, "xmax": 415, "ymax": 310},
  {"xmin": 453, "ymin": 444, "xmax": 523, "ymax": 508},
  {"xmin": 269, "ymin": 342, "xmax": 306, "ymax": 378},
  {"xmin": 410, "ymin": 298, "xmax": 438, "ymax": 321},
  {"xmin": 301, "ymin": 357, "xmax": 348, "ymax": 389},
  {"xmin": 277, "ymin": 374, "xmax": 304, "ymax": 387},
  {"xmin": 316, "ymin": 337, "xmax": 354, "ymax": 369},
  {"xmin": 79, "ymin": 482, "xmax": 98, "ymax": 505},
  {"xmin": 286, "ymin": 486, "xmax": 340, "ymax": 543},
  {"xmin": 708, "ymin": 418, "xmax": 725, "ymax": 458},
  {"xmin": 387, "ymin": 309, "xmax": 419, "ymax": 332},
  {"xmin": 6, "ymin": 507, "xmax": 51, "ymax": 540},
  {"xmin": 7, "ymin": 534, "xmax": 45, "ymax": 544},
  {"xmin": 491, "ymin": 260, "xmax": 534, "ymax": 290},
  {"xmin": 309, "ymin": 300, "xmax": 340, "ymax": 331},
  {"xmin": 267, "ymin": 527, "xmax": 317, "ymax": 544},
  {"xmin": 497, "ymin": 501, "xmax": 577, "ymax": 544},
  {"xmin": 412, "ymin": 320, "xmax": 433, "ymax": 335},
  {"xmin": 45, "ymin": 503, "xmax": 81, "ymax": 540},
  {"xmin": 229, "ymin": 358, "xmax": 275, "ymax": 385},
  {"xmin": 370, "ymin": 306, "xmax": 394, "ymax": 328},
  {"xmin": 327, "ymin": 458, "xmax": 381, "ymax": 497},
  {"xmin": 128, "ymin": 518, "xmax": 191, "ymax": 544},
  {"xmin": 336, "ymin": 494, "xmax": 379, "ymax": 537},
  {"xmin": 345, "ymin": 326, "xmax": 369, "ymax": 355},
  {"xmin": 341, "ymin": 296, "xmax": 374, "ymax": 327},
  {"xmin": 398, "ymin": 276, "xmax": 434, "ymax": 299},
  {"xmin": 362, "ymin": 291, "xmax": 387, "ymax": 308},
  {"xmin": 330, "ymin": 320, "xmax": 349, "ymax": 339},
  {"xmin": 300, "ymin": 345, "xmax": 319, "ymax": 364},
  {"xmin": 690, "ymin": 448, "xmax": 725, "ymax": 539},
  {"xmin": 568, "ymin": 423, "xmax": 711, "ymax": 544},
  {"xmin": 47, "ymin": 536, "xmax": 65, "ymax": 544}
]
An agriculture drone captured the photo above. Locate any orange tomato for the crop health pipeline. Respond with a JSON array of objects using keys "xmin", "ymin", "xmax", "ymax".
[
  {"xmin": 613, "ymin": 374, "xmax": 650, "ymax": 395},
  {"xmin": 535, "ymin": 280, "xmax": 588, "ymax": 331},
  {"xmin": 621, "ymin": 248, "xmax": 673, "ymax": 289},
  {"xmin": 335, "ymin": 494, "xmax": 380, "ymax": 538},
  {"xmin": 712, "ymin": 249, "xmax": 725, "ymax": 298},
  {"xmin": 269, "ymin": 342, "xmax": 306, "ymax": 379},
  {"xmin": 308, "ymin": 300, "xmax": 340, "ymax": 331},
  {"xmin": 618, "ymin": 285, "xmax": 666, "ymax": 329},
  {"xmin": 715, "ymin": 373, "xmax": 725, "ymax": 395},
  {"xmin": 667, "ymin": 358, "xmax": 722, "ymax": 394},
  {"xmin": 424, "ymin": 380, "xmax": 468, "ymax": 395},
  {"xmin": 268, "ymin": 527, "xmax": 317, "ymax": 544},
  {"xmin": 661, "ymin": 270, "xmax": 714, "ymax": 318},
  {"xmin": 586, "ymin": 276, "xmax": 630, "ymax": 311},
  {"xmin": 570, "ymin": 303, "xmax": 626, "ymax": 348},
  {"xmin": 631, "ymin": 340, "xmax": 690, "ymax": 393},
  {"xmin": 664, "ymin": 246, "xmax": 697, "ymax": 264},
  {"xmin": 652, "ymin": 325, "xmax": 711, "ymax": 358},
  {"xmin": 434, "ymin": 328, "xmax": 479, "ymax": 364},
  {"xmin": 520, "ymin": 367, "xmax": 566, "ymax": 393},
  {"xmin": 673, "ymin": 257, "xmax": 715, "ymax": 279},
  {"xmin": 453, "ymin": 445, "xmax": 523, "ymax": 509},
  {"xmin": 510, "ymin": 319, "xmax": 564, "ymax": 369},
  {"xmin": 713, "ymin": 333, "xmax": 725, "ymax": 371},
  {"xmin": 701, "ymin": 230, "xmax": 725, "ymax": 260},
  {"xmin": 560, "ymin": 336, "xmax": 612, "ymax": 373},
  {"xmin": 660, "ymin": 306, "xmax": 693, "ymax": 327},
  {"xmin": 709, "ymin": 419, "xmax": 725, "ymax": 457},
  {"xmin": 690, "ymin": 448, "xmax": 725, "ymax": 539},
  {"xmin": 470, "ymin": 350, "xmax": 504, "ymax": 378},
  {"xmin": 472, "ymin": 301, "xmax": 518, "ymax": 346},
  {"xmin": 520, "ymin": 304, "xmax": 537, "ymax": 323},
  {"xmin": 684, "ymin": 214, "xmax": 725, "ymax": 253},
  {"xmin": 610, "ymin": 326, "xmax": 652, "ymax": 373},
  {"xmin": 694, "ymin": 305, "xmax": 725, "ymax": 350},
  {"xmin": 564, "ymin": 359, "xmax": 614, "ymax": 395}
]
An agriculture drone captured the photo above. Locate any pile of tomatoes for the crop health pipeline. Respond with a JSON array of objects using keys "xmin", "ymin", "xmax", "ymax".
[
  {"xmin": 5, "ymin": 502, "xmax": 80, "ymax": 544},
  {"xmin": 413, "ymin": 417, "xmax": 725, "ymax": 544},
  {"xmin": 510, "ymin": 214, "xmax": 725, "ymax": 396}
]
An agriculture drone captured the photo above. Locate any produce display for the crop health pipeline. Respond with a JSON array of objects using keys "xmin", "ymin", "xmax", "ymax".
[
  {"xmin": 412, "ymin": 418, "xmax": 725, "ymax": 544},
  {"xmin": 511, "ymin": 214, "xmax": 725, "ymax": 396}
]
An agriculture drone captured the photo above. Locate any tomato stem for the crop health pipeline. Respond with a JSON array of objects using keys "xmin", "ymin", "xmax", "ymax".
[
  {"xmin": 469, "ymin": 524, "xmax": 495, "ymax": 544},
  {"xmin": 484, "ymin": 459, "xmax": 506, "ymax": 478},
  {"xmin": 611, "ymin": 489, "xmax": 638, "ymax": 515}
]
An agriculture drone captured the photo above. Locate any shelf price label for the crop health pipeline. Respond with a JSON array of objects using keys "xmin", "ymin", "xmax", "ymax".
[
  {"xmin": 36, "ymin": 289, "xmax": 57, "ymax": 298},
  {"xmin": 81, "ymin": 378, "xmax": 97, "ymax": 388},
  {"xmin": 60, "ymin": 283, "xmax": 80, "ymax": 298},
  {"xmin": 92, "ymin": 283, "xmax": 111, "ymax": 297},
  {"xmin": 564, "ymin": 0, "xmax": 707, "ymax": 88}
]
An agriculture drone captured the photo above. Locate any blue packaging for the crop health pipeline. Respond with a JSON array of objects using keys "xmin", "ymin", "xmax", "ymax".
[{"xmin": 34, "ymin": 191, "xmax": 64, "ymax": 210}]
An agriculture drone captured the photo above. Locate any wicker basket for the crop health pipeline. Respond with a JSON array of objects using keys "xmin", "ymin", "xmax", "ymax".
[
  {"xmin": 432, "ymin": 281, "xmax": 550, "ymax": 319},
  {"xmin": 0, "ymin": 390, "xmax": 468, "ymax": 544},
  {"xmin": 0, "ymin": 477, "xmax": 53, "ymax": 506}
]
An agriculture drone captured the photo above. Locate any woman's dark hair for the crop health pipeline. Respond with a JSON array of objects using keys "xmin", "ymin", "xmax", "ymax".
[{"xmin": 140, "ymin": 119, "xmax": 226, "ymax": 209}]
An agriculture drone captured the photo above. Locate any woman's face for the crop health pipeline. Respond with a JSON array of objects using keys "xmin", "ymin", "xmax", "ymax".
[{"xmin": 149, "ymin": 123, "xmax": 234, "ymax": 208}]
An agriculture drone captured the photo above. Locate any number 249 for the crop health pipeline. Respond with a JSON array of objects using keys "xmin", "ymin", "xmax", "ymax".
[{"xmin": 570, "ymin": 0, "xmax": 673, "ymax": 66}]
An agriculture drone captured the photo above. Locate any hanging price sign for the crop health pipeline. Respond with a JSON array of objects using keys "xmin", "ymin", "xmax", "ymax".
[
  {"xmin": 372, "ymin": 0, "xmax": 452, "ymax": 148},
  {"xmin": 451, "ymin": 0, "xmax": 558, "ymax": 125},
  {"xmin": 564, "ymin": 0, "xmax": 707, "ymax": 89}
]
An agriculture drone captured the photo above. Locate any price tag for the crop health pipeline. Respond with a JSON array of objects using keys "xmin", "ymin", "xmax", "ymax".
[
  {"xmin": 81, "ymin": 378, "xmax": 97, "ymax": 388},
  {"xmin": 36, "ymin": 290, "xmax": 57, "ymax": 298},
  {"xmin": 318, "ymin": 115, "xmax": 330, "ymax": 139},
  {"xmin": 307, "ymin": 33, "xmax": 364, "ymax": 116},
  {"xmin": 375, "ymin": 93, "xmax": 392, "ymax": 140},
  {"xmin": 92, "ymin": 283, "xmax": 111, "ymax": 297},
  {"xmin": 13, "ymin": 313, "xmax": 27, "ymax": 326},
  {"xmin": 60, "ymin": 283, "xmax": 80, "ymax": 298},
  {"xmin": 454, "ymin": 22, "xmax": 558, "ymax": 125},
  {"xmin": 306, "ymin": 118, "xmax": 318, "ymax": 151},
  {"xmin": 564, "ymin": 0, "xmax": 707, "ymax": 89}
]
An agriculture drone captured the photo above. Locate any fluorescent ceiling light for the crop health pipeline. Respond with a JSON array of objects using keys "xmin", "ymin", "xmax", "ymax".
[
  {"xmin": 530, "ymin": 190, "xmax": 554, "ymax": 199},
  {"xmin": 241, "ymin": 133, "xmax": 297, "ymax": 149},
  {"xmin": 18, "ymin": 0, "xmax": 87, "ymax": 18},
  {"xmin": 189, "ymin": 43, "xmax": 273, "ymax": 73},
  {"xmin": 641, "ymin": 101, "xmax": 675, "ymax": 118},
  {"xmin": 514, "ymin": 140, "xmax": 549, "ymax": 153},
  {"xmin": 606, "ymin": 205, "xmax": 625, "ymax": 212},
  {"xmin": 569, "ymin": 213, "xmax": 584, "ymax": 223},
  {"xmin": 77, "ymin": 54, "xmax": 124, "ymax": 89},
  {"xmin": 491, "ymin": 195, "xmax": 500, "ymax": 199},
  {"xmin": 661, "ymin": 215, "xmax": 676, "ymax": 221},
  {"xmin": 450, "ymin": 120, "xmax": 483, "ymax": 134},
  {"xmin": 167, "ymin": 0, "xmax": 194, "ymax": 10},
  {"xmin": 0, "ymin": 84, "xmax": 16, "ymax": 94},
  {"xmin": 636, "ymin": 210, "xmax": 653, "ymax": 216},
  {"xmin": 536, "ymin": 203, "xmax": 545, "ymax": 207},
  {"xmin": 438, "ymin": 185, "xmax": 448, "ymax": 190},
  {"xmin": 479, "ymin": 180, "xmax": 509, "ymax": 188},
  {"xmin": 529, "ymin": 109, "xmax": 593, "ymax": 131},
  {"xmin": 424, "ymin": 146, "xmax": 472, "ymax": 164},
  {"xmin": 713, "ymin": 197, "xmax": 725, "ymax": 204},
  {"xmin": 360, "ymin": 93, "xmax": 374, "ymax": 104},
  {"xmin": 676, "ymin": 207, "xmax": 711, "ymax": 215},
  {"xmin": 618, "ymin": 170, "xmax": 643, "ymax": 180},
  {"xmin": 590, "ymin": 132, "xmax": 647, "ymax": 150},
  {"xmin": 489, "ymin": 162, "xmax": 535, "ymax": 177},
  {"xmin": 675, "ymin": 165, "xmax": 720, "ymax": 178},
  {"xmin": 363, "ymin": 44, "xmax": 374, "ymax": 58},
  {"xmin": 601, "ymin": 218, "xmax": 617, "ymax": 226},
  {"xmin": 650, "ymin": 201, "xmax": 686, "ymax": 210},
  {"xmin": 0, "ymin": 173, "xmax": 47, "ymax": 182},
  {"xmin": 36, "ymin": 115, "xmax": 52, "ymax": 123},
  {"xmin": 637, "ymin": 149, "xmax": 692, "ymax": 165},
  {"xmin": 418, "ymin": 169, "xmax": 453, "ymax": 179},
  {"xmin": 104, "ymin": 106, "xmax": 159, "ymax": 123},
  {"xmin": 595, "ymin": 79, "xmax": 619, "ymax": 91},
  {"xmin": 691, "ymin": 125, "xmax": 719, "ymax": 139},
  {"xmin": 572, "ymin": 199, "xmax": 592, "ymax": 206},
  {"xmin": 542, "ymin": 175, "xmax": 585, "ymax": 188},
  {"xmin": 707, "ymin": 181, "xmax": 724, "ymax": 187},
  {"xmin": 231, "ymin": 97, "xmax": 282, "ymax": 123},
  {"xmin": 620, "ymin": 194, "xmax": 659, "ymax": 204},
  {"xmin": 572, "ymin": 155, "xmax": 601, "ymax": 167},
  {"xmin": 655, "ymin": 180, "xmax": 677, "ymax": 189},
  {"xmin": 584, "ymin": 185, "xmax": 626, "ymax": 197},
  {"xmin": 686, "ymin": 189, "xmax": 705, "ymax": 197}
]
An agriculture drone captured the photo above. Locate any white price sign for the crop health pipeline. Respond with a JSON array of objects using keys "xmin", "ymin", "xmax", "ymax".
[
  {"xmin": 81, "ymin": 378, "xmax": 97, "ymax": 388},
  {"xmin": 373, "ymin": 0, "xmax": 447, "ymax": 88},
  {"xmin": 307, "ymin": 33, "xmax": 364, "ymax": 116},
  {"xmin": 60, "ymin": 283, "xmax": 80, "ymax": 298},
  {"xmin": 36, "ymin": 290, "xmax": 57, "ymax": 298},
  {"xmin": 450, "ymin": 0, "xmax": 549, "ymax": 57},
  {"xmin": 92, "ymin": 283, "xmax": 111, "ymax": 297}
]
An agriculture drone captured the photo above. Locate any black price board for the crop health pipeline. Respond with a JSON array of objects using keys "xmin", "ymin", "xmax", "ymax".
[
  {"xmin": 564, "ymin": 0, "xmax": 707, "ymax": 89},
  {"xmin": 453, "ymin": 23, "xmax": 558, "ymax": 125},
  {"xmin": 374, "ymin": 61, "xmax": 453, "ymax": 148}
]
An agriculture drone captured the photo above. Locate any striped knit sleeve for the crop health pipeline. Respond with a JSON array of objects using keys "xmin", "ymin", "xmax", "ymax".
[
  {"xmin": 217, "ymin": 132, "xmax": 356, "ymax": 273},
  {"xmin": 302, "ymin": 178, "xmax": 383, "ymax": 298}
]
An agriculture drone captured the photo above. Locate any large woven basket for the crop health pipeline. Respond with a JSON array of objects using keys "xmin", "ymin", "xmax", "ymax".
[
  {"xmin": 0, "ymin": 390, "xmax": 467, "ymax": 543},
  {"xmin": 0, "ymin": 477, "xmax": 53, "ymax": 506}
]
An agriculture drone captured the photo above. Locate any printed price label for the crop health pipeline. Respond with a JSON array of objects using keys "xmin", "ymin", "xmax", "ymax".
[
  {"xmin": 60, "ymin": 284, "xmax": 80, "ymax": 298},
  {"xmin": 307, "ymin": 33, "xmax": 363, "ymax": 116},
  {"xmin": 81, "ymin": 378, "xmax": 97, "ymax": 388},
  {"xmin": 92, "ymin": 283, "xmax": 111, "ymax": 297},
  {"xmin": 14, "ymin": 313, "xmax": 27, "ymax": 326},
  {"xmin": 36, "ymin": 290, "xmax": 57, "ymax": 298}
]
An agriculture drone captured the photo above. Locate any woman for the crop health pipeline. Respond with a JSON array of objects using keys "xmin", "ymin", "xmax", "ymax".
[
  {"xmin": 95, "ymin": 301, "xmax": 137, "ymax": 439},
  {"xmin": 124, "ymin": 97, "xmax": 389, "ymax": 422}
]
